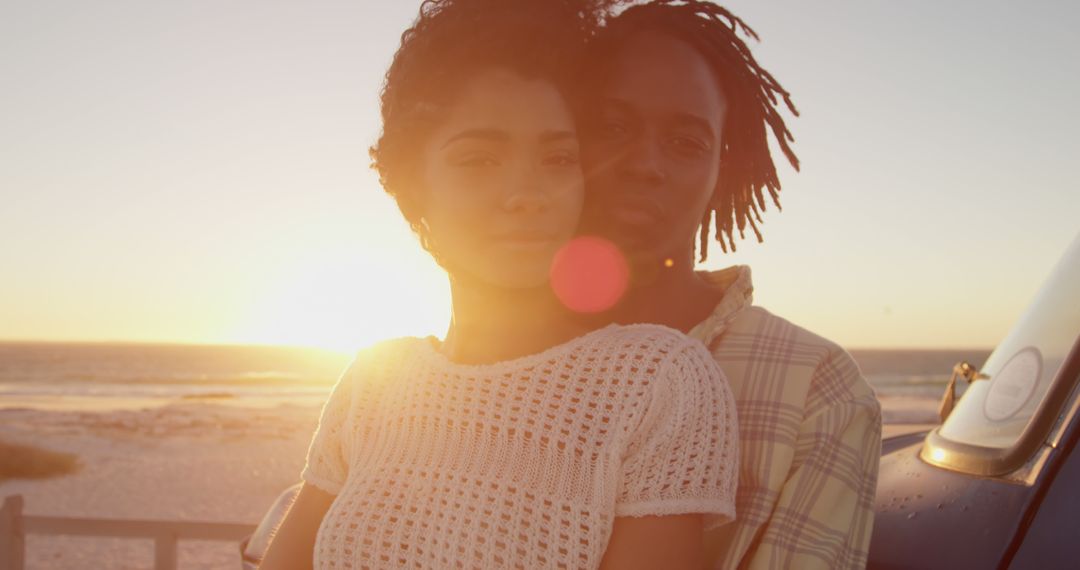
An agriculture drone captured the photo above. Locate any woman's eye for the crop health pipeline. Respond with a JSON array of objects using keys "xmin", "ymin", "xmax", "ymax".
[{"xmin": 455, "ymin": 154, "xmax": 499, "ymax": 168}]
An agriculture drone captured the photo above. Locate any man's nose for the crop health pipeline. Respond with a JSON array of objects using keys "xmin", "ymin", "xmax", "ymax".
[{"xmin": 620, "ymin": 137, "xmax": 666, "ymax": 184}]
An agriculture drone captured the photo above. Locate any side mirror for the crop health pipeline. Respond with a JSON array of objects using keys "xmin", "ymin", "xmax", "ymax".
[{"xmin": 937, "ymin": 360, "xmax": 989, "ymax": 422}]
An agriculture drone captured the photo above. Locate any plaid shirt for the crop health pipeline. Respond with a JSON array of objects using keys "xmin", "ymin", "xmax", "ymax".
[{"xmin": 689, "ymin": 266, "xmax": 881, "ymax": 570}]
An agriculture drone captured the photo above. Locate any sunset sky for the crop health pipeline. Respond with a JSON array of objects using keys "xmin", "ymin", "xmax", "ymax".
[{"xmin": 2, "ymin": 0, "xmax": 1077, "ymax": 351}]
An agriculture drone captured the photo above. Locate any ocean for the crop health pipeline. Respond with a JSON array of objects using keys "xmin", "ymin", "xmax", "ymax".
[
  {"xmin": 0, "ymin": 342, "xmax": 349, "ymax": 411},
  {"xmin": 0, "ymin": 342, "xmax": 993, "ymax": 418}
]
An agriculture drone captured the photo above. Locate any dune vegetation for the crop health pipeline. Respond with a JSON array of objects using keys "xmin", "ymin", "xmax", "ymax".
[{"xmin": 0, "ymin": 439, "xmax": 80, "ymax": 483}]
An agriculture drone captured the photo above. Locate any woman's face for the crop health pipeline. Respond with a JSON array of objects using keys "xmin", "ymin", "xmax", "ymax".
[
  {"xmin": 420, "ymin": 67, "xmax": 584, "ymax": 289},
  {"xmin": 578, "ymin": 31, "xmax": 728, "ymax": 266}
]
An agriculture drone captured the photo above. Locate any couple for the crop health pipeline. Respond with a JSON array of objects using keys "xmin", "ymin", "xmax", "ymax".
[{"xmin": 261, "ymin": 0, "xmax": 881, "ymax": 568}]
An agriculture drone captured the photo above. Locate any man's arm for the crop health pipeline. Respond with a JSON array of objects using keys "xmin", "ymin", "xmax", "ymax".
[{"xmin": 741, "ymin": 379, "xmax": 881, "ymax": 570}]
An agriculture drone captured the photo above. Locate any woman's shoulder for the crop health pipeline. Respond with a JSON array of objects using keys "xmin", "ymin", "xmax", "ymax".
[
  {"xmin": 354, "ymin": 335, "xmax": 430, "ymax": 358},
  {"xmin": 337, "ymin": 335, "xmax": 432, "ymax": 384},
  {"xmin": 595, "ymin": 321, "xmax": 694, "ymax": 342},
  {"xmin": 599, "ymin": 324, "xmax": 729, "ymax": 392},
  {"xmin": 587, "ymin": 323, "xmax": 711, "ymax": 368}
]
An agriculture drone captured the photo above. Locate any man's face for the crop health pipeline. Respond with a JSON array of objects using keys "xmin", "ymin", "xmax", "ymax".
[{"xmin": 579, "ymin": 31, "xmax": 728, "ymax": 266}]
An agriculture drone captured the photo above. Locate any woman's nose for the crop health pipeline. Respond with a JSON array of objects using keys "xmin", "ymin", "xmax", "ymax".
[
  {"xmin": 504, "ymin": 190, "xmax": 547, "ymax": 212},
  {"xmin": 503, "ymin": 167, "xmax": 549, "ymax": 213}
]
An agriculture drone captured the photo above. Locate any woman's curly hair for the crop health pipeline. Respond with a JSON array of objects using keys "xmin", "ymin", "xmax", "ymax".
[
  {"xmin": 583, "ymin": 1, "xmax": 800, "ymax": 260},
  {"xmin": 369, "ymin": 0, "xmax": 612, "ymax": 256}
]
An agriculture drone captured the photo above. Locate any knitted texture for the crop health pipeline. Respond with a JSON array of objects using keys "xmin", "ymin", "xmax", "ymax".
[{"xmin": 301, "ymin": 323, "xmax": 738, "ymax": 569}]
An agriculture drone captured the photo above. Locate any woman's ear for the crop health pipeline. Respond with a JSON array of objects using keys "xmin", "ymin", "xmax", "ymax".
[{"xmin": 415, "ymin": 214, "xmax": 447, "ymax": 268}]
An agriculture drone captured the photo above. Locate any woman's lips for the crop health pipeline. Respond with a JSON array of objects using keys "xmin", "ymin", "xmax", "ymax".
[
  {"xmin": 491, "ymin": 231, "xmax": 559, "ymax": 251},
  {"xmin": 497, "ymin": 238, "xmax": 553, "ymax": 249}
]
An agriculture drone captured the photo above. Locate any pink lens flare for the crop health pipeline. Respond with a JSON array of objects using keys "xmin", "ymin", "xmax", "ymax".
[{"xmin": 550, "ymin": 236, "xmax": 630, "ymax": 314}]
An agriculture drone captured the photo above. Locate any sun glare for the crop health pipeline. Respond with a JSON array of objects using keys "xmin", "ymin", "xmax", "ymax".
[{"xmin": 237, "ymin": 244, "xmax": 450, "ymax": 353}]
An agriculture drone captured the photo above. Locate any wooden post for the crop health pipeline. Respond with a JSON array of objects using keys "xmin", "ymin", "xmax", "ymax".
[
  {"xmin": 0, "ymin": 495, "xmax": 26, "ymax": 570},
  {"xmin": 1, "ymin": 494, "xmax": 256, "ymax": 569},
  {"xmin": 154, "ymin": 532, "xmax": 178, "ymax": 570}
]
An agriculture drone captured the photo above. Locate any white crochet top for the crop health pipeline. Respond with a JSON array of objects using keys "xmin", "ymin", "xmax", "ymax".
[{"xmin": 301, "ymin": 323, "xmax": 737, "ymax": 570}]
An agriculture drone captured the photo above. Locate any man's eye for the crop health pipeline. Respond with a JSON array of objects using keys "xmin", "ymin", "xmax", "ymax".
[
  {"xmin": 668, "ymin": 135, "xmax": 708, "ymax": 155},
  {"xmin": 595, "ymin": 121, "xmax": 628, "ymax": 139},
  {"xmin": 543, "ymin": 152, "xmax": 580, "ymax": 167}
]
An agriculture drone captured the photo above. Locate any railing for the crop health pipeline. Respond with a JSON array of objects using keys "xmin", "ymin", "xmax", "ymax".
[{"xmin": 0, "ymin": 495, "xmax": 257, "ymax": 570}]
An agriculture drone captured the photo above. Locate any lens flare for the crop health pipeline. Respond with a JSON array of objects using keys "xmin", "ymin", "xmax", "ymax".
[{"xmin": 550, "ymin": 236, "xmax": 629, "ymax": 314}]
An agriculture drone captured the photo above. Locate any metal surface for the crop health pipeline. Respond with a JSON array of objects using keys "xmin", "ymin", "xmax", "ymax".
[
  {"xmin": 1005, "ymin": 403, "xmax": 1080, "ymax": 569},
  {"xmin": 868, "ymin": 441, "xmax": 1038, "ymax": 570}
]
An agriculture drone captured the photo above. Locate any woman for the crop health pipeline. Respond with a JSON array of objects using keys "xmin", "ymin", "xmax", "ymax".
[
  {"xmin": 257, "ymin": 1, "xmax": 738, "ymax": 569},
  {"xmin": 575, "ymin": 2, "xmax": 882, "ymax": 569}
]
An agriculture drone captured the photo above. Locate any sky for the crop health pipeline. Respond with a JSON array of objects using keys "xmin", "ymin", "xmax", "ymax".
[{"xmin": 1, "ymin": 0, "xmax": 1077, "ymax": 351}]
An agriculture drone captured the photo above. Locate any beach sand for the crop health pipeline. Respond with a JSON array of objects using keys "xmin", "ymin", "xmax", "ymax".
[
  {"xmin": 0, "ymin": 396, "xmax": 939, "ymax": 570},
  {"xmin": 0, "ymin": 401, "xmax": 322, "ymax": 569}
]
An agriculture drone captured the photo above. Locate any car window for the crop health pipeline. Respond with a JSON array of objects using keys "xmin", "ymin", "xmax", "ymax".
[{"xmin": 937, "ymin": 234, "xmax": 1080, "ymax": 450}]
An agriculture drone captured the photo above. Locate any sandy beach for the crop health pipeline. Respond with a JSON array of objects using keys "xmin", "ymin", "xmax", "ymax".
[
  {"xmin": 0, "ymin": 393, "xmax": 939, "ymax": 570},
  {"xmin": 0, "ymin": 400, "xmax": 323, "ymax": 570}
]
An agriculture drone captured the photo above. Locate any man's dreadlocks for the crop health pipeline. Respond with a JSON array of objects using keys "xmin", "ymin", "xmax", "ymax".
[{"xmin": 587, "ymin": 1, "xmax": 800, "ymax": 260}]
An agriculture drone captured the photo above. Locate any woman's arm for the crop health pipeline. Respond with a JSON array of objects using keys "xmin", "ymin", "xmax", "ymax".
[
  {"xmin": 604, "ymin": 338, "xmax": 737, "ymax": 569},
  {"xmin": 257, "ymin": 483, "xmax": 337, "ymax": 570},
  {"xmin": 599, "ymin": 514, "xmax": 705, "ymax": 570}
]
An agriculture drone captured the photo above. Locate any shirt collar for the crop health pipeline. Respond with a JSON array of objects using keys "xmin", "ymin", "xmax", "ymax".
[{"xmin": 688, "ymin": 265, "xmax": 754, "ymax": 346}]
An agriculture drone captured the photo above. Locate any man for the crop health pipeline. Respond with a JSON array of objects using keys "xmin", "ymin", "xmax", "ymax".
[{"xmin": 576, "ymin": 2, "xmax": 882, "ymax": 568}]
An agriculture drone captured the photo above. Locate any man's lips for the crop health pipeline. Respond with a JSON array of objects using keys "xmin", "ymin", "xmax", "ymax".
[
  {"xmin": 604, "ymin": 199, "xmax": 665, "ymax": 228},
  {"xmin": 610, "ymin": 206, "xmax": 660, "ymax": 227}
]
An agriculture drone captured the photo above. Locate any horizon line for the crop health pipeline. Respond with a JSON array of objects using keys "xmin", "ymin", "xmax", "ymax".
[{"xmin": 0, "ymin": 337, "xmax": 996, "ymax": 353}]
